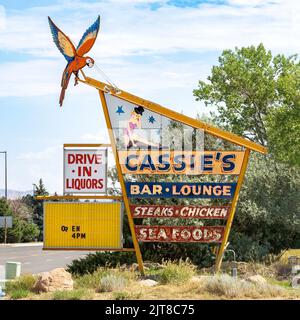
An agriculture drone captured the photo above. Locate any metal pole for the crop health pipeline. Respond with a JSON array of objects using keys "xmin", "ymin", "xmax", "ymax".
[
  {"xmin": 226, "ymin": 249, "xmax": 237, "ymax": 278},
  {"xmin": 4, "ymin": 152, "xmax": 7, "ymax": 200},
  {"xmin": 4, "ymin": 217, "xmax": 7, "ymax": 244},
  {"xmin": 0, "ymin": 151, "xmax": 7, "ymax": 199},
  {"xmin": 215, "ymin": 148, "xmax": 250, "ymax": 273}
]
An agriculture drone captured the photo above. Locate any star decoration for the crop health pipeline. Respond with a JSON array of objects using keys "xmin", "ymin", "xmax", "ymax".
[
  {"xmin": 116, "ymin": 105, "xmax": 125, "ymax": 115},
  {"xmin": 149, "ymin": 116, "xmax": 156, "ymax": 124}
]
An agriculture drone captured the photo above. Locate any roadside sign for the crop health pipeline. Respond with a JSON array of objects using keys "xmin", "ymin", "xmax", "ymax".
[
  {"xmin": 46, "ymin": 19, "xmax": 268, "ymax": 274},
  {"xmin": 43, "ymin": 202, "xmax": 123, "ymax": 249},
  {"xmin": 64, "ymin": 148, "xmax": 107, "ymax": 194},
  {"xmin": 135, "ymin": 225, "xmax": 224, "ymax": 243},
  {"xmin": 118, "ymin": 150, "xmax": 245, "ymax": 175},
  {"xmin": 126, "ymin": 182, "xmax": 236, "ymax": 198},
  {"xmin": 130, "ymin": 205, "xmax": 230, "ymax": 219},
  {"xmin": 0, "ymin": 216, "xmax": 12, "ymax": 228}
]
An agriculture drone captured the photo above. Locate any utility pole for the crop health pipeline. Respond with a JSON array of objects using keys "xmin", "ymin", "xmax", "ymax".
[
  {"xmin": 4, "ymin": 218, "xmax": 7, "ymax": 244},
  {"xmin": 0, "ymin": 151, "xmax": 7, "ymax": 199}
]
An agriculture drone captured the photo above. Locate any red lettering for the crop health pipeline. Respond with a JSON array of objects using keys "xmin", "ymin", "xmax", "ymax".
[
  {"xmin": 65, "ymin": 178, "xmax": 104, "ymax": 191},
  {"xmin": 68, "ymin": 154, "xmax": 75, "ymax": 164},
  {"xmin": 67, "ymin": 153, "xmax": 104, "ymax": 165}
]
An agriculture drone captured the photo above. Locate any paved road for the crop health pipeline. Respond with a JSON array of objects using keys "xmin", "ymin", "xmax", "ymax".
[{"xmin": 0, "ymin": 244, "xmax": 90, "ymax": 275}]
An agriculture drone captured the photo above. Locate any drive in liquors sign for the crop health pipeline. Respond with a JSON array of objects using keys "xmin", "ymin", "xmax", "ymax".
[{"xmin": 64, "ymin": 148, "xmax": 107, "ymax": 194}]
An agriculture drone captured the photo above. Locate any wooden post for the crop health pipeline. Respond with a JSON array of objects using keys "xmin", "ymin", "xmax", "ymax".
[
  {"xmin": 98, "ymin": 90, "xmax": 145, "ymax": 275},
  {"xmin": 215, "ymin": 148, "xmax": 251, "ymax": 273}
]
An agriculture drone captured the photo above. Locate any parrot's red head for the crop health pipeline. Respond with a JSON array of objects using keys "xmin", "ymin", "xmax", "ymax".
[{"xmin": 85, "ymin": 57, "xmax": 94, "ymax": 68}]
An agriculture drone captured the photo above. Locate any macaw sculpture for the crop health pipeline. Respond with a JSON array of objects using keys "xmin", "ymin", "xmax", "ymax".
[{"xmin": 48, "ymin": 16, "xmax": 100, "ymax": 106}]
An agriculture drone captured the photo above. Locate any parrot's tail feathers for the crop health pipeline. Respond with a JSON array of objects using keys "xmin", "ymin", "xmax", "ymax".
[
  {"xmin": 59, "ymin": 88, "xmax": 66, "ymax": 107},
  {"xmin": 59, "ymin": 66, "xmax": 71, "ymax": 107}
]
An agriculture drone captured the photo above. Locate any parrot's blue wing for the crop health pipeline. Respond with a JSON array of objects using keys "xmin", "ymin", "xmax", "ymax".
[
  {"xmin": 48, "ymin": 16, "xmax": 76, "ymax": 62},
  {"xmin": 76, "ymin": 15, "xmax": 100, "ymax": 56}
]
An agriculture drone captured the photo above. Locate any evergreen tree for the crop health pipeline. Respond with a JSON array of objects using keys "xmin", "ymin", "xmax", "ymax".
[{"xmin": 22, "ymin": 178, "xmax": 48, "ymax": 241}]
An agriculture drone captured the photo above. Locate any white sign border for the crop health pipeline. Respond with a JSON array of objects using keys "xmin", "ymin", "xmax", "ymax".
[{"xmin": 63, "ymin": 147, "xmax": 108, "ymax": 195}]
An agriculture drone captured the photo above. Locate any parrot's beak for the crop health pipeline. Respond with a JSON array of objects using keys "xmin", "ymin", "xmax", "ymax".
[{"xmin": 87, "ymin": 62, "xmax": 94, "ymax": 68}]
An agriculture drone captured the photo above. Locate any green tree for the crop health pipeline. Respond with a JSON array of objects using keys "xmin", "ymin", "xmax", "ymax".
[
  {"xmin": 33, "ymin": 178, "xmax": 49, "ymax": 196},
  {"xmin": 0, "ymin": 197, "xmax": 13, "ymax": 216},
  {"xmin": 193, "ymin": 43, "xmax": 300, "ymax": 163},
  {"xmin": 22, "ymin": 178, "xmax": 48, "ymax": 241},
  {"xmin": 230, "ymin": 153, "xmax": 300, "ymax": 260},
  {"xmin": 0, "ymin": 197, "xmax": 40, "ymax": 243},
  {"xmin": 267, "ymin": 104, "xmax": 300, "ymax": 167}
]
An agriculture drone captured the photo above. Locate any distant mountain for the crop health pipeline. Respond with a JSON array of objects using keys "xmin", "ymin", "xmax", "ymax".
[{"xmin": 0, "ymin": 189, "xmax": 33, "ymax": 199}]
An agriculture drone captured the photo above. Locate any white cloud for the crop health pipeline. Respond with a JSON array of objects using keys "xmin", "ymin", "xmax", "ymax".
[
  {"xmin": 0, "ymin": 0, "xmax": 299, "ymax": 99},
  {"xmin": 0, "ymin": 5, "xmax": 5, "ymax": 31},
  {"xmin": 18, "ymin": 146, "xmax": 59, "ymax": 160},
  {"xmin": 0, "ymin": 0, "xmax": 299, "ymax": 58},
  {"xmin": 0, "ymin": 59, "xmax": 60, "ymax": 97},
  {"xmin": 80, "ymin": 130, "xmax": 109, "ymax": 142},
  {"xmin": 227, "ymin": 0, "xmax": 281, "ymax": 6},
  {"xmin": 12, "ymin": 145, "xmax": 62, "ymax": 192}
]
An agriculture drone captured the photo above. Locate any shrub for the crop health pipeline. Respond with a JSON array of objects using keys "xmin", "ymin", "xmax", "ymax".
[
  {"xmin": 159, "ymin": 260, "xmax": 196, "ymax": 285},
  {"xmin": 67, "ymin": 252, "xmax": 136, "ymax": 276},
  {"xmin": 142, "ymin": 240, "xmax": 215, "ymax": 269},
  {"xmin": 5, "ymin": 274, "xmax": 36, "ymax": 295},
  {"xmin": 20, "ymin": 222, "xmax": 40, "ymax": 242},
  {"xmin": 98, "ymin": 274, "xmax": 128, "ymax": 292}
]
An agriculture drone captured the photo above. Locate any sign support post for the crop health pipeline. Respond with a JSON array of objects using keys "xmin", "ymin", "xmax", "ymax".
[
  {"xmin": 215, "ymin": 148, "xmax": 250, "ymax": 273},
  {"xmin": 99, "ymin": 90, "xmax": 145, "ymax": 275},
  {"xmin": 4, "ymin": 218, "xmax": 7, "ymax": 244}
]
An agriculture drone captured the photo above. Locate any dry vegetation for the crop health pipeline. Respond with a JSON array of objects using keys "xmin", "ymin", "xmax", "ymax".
[{"xmin": 3, "ymin": 251, "xmax": 300, "ymax": 300}]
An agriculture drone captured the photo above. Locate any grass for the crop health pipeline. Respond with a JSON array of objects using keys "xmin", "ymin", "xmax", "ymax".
[
  {"xmin": 158, "ymin": 260, "xmax": 196, "ymax": 285},
  {"xmin": 113, "ymin": 291, "xmax": 131, "ymax": 300},
  {"xmin": 202, "ymin": 274, "xmax": 290, "ymax": 299},
  {"xmin": 74, "ymin": 268, "xmax": 109, "ymax": 289},
  {"xmin": 52, "ymin": 289, "xmax": 93, "ymax": 300},
  {"xmin": 5, "ymin": 274, "xmax": 36, "ymax": 299},
  {"xmin": 3, "ymin": 260, "xmax": 300, "ymax": 300},
  {"xmin": 266, "ymin": 277, "xmax": 292, "ymax": 289},
  {"xmin": 98, "ymin": 273, "xmax": 128, "ymax": 292},
  {"xmin": 9, "ymin": 289, "xmax": 30, "ymax": 300}
]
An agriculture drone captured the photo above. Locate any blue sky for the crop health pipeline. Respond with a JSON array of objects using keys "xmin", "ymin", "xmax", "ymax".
[{"xmin": 0, "ymin": 0, "xmax": 299, "ymax": 193}]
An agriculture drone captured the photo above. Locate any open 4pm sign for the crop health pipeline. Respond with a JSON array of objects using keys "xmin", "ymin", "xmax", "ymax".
[{"xmin": 43, "ymin": 202, "xmax": 123, "ymax": 250}]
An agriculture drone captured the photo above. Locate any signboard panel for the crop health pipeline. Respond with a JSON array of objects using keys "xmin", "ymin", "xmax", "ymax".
[
  {"xmin": 64, "ymin": 148, "xmax": 107, "ymax": 194},
  {"xmin": 43, "ymin": 202, "xmax": 123, "ymax": 249},
  {"xmin": 0, "ymin": 216, "xmax": 12, "ymax": 228},
  {"xmin": 119, "ymin": 151, "xmax": 245, "ymax": 175},
  {"xmin": 126, "ymin": 182, "xmax": 236, "ymax": 198},
  {"xmin": 104, "ymin": 93, "xmax": 204, "ymax": 152},
  {"xmin": 135, "ymin": 225, "xmax": 224, "ymax": 243},
  {"xmin": 131, "ymin": 205, "xmax": 230, "ymax": 219}
]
